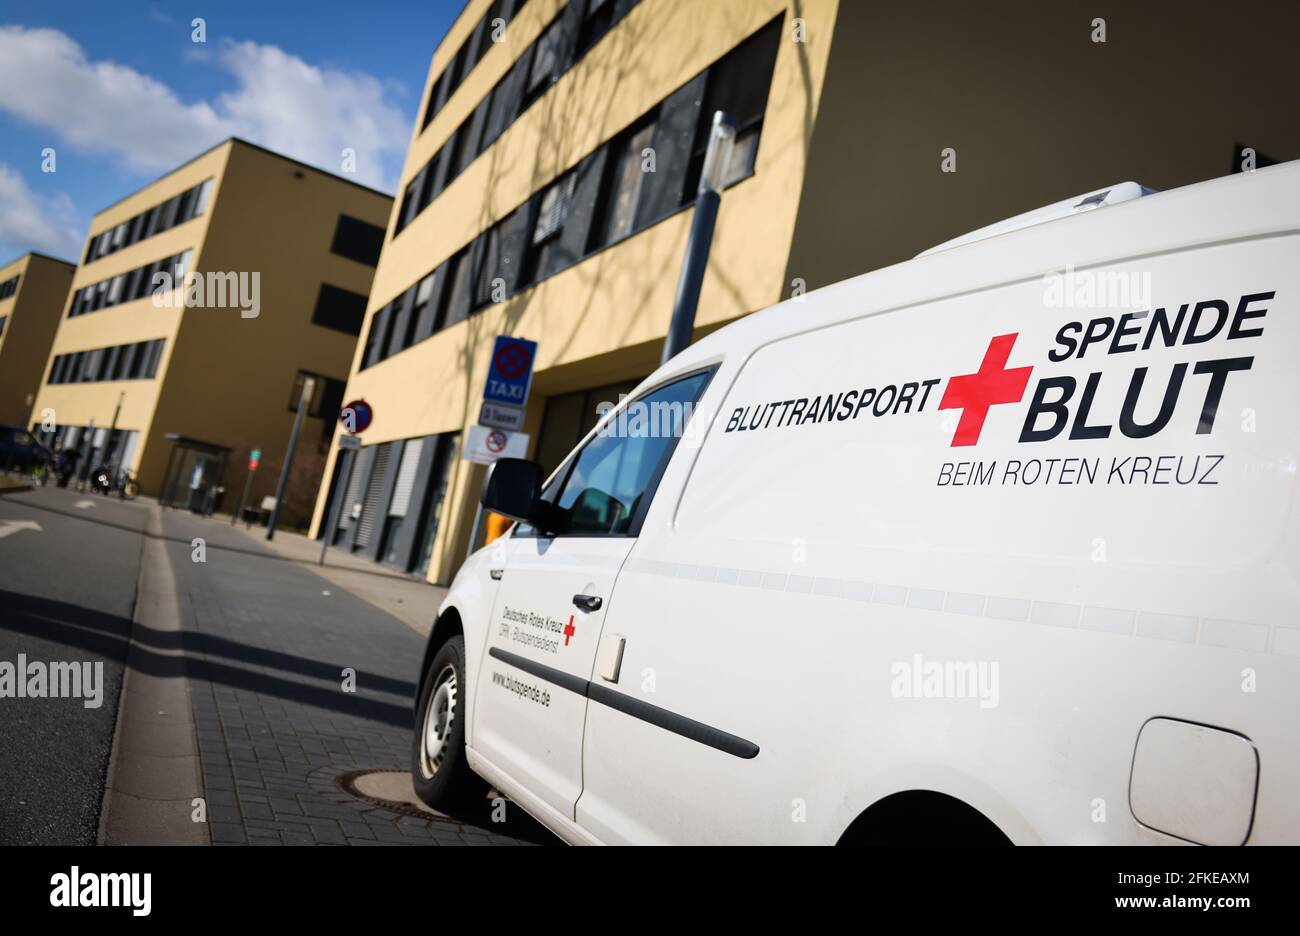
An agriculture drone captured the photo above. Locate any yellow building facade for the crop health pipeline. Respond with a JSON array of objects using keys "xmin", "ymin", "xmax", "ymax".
[
  {"xmin": 29, "ymin": 138, "xmax": 392, "ymax": 526},
  {"xmin": 0, "ymin": 252, "xmax": 75, "ymax": 427},
  {"xmin": 310, "ymin": 0, "xmax": 1299, "ymax": 586},
  {"xmin": 308, "ymin": 0, "xmax": 836, "ymax": 582}
]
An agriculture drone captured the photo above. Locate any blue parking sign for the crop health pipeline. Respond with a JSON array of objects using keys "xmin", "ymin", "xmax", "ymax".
[{"xmin": 483, "ymin": 336, "xmax": 537, "ymax": 406}]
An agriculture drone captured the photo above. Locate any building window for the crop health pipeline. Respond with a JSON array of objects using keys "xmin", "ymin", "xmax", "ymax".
[
  {"xmin": 522, "ymin": 18, "xmax": 563, "ymax": 111},
  {"xmin": 592, "ymin": 119, "xmax": 656, "ymax": 249},
  {"xmin": 144, "ymin": 339, "xmax": 165, "ymax": 378},
  {"xmin": 68, "ymin": 250, "xmax": 194, "ymax": 317},
  {"xmin": 193, "ymin": 179, "xmax": 214, "ymax": 216},
  {"xmin": 372, "ymin": 14, "xmax": 783, "ymax": 355},
  {"xmin": 330, "ymin": 214, "xmax": 385, "ymax": 266},
  {"xmin": 409, "ymin": 273, "xmax": 437, "ymax": 343},
  {"xmin": 361, "ymin": 305, "xmax": 392, "ymax": 369},
  {"xmin": 522, "ymin": 173, "xmax": 575, "ymax": 285},
  {"xmin": 312, "ymin": 284, "xmax": 368, "ymax": 335},
  {"xmin": 0, "ymin": 275, "xmax": 17, "ymax": 299},
  {"xmin": 439, "ymin": 247, "xmax": 475, "ymax": 330},
  {"xmin": 288, "ymin": 370, "xmax": 346, "ymax": 418},
  {"xmin": 420, "ymin": 0, "xmax": 529, "ymax": 131},
  {"xmin": 472, "ymin": 224, "xmax": 503, "ymax": 311},
  {"xmin": 81, "ymin": 178, "xmax": 213, "ymax": 266},
  {"xmin": 576, "ymin": 0, "xmax": 617, "ymax": 57},
  {"xmin": 683, "ymin": 17, "xmax": 782, "ymax": 199}
]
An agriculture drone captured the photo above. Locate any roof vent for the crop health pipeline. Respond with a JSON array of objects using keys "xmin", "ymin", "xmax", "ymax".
[{"xmin": 916, "ymin": 181, "xmax": 1156, "ymax": 258}]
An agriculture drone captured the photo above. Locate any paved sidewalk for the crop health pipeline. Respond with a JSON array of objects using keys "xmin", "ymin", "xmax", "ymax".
[
  {"xmin": 223, "ymin": 515, "xmax": 447, "ymax": 637},
  {"xmin": 153, "ymin": 507, "xmax": 551, "ymax": 845}
]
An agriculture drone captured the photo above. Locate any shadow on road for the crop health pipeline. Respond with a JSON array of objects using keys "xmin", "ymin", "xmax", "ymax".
[{"xmin": 0, "ymin": 589, "xmax": 413, "ymax": 728}]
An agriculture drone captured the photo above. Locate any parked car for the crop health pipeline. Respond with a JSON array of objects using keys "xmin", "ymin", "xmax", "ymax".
[
  {"xmin": 413, "ymin": 161, "xmax": 1300, "ymax": 844},
  {"xmin": 0, "ymin": 424, "xmax": 53, "ymax": 475}
]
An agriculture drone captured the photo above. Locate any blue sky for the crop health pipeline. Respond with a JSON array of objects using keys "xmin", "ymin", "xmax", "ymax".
[{"xmin": 0, "ymin": 0, "xmax": 464, "ymax": 263}]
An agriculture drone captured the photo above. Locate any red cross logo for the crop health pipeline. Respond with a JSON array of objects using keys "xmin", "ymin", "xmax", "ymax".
[
  {"xmin": 939, "ymin": 334, "xmax": 1033, "ymax": 447},
  {"xmin": 563, "ymin": 615, "xmax": 576, "ymax": 646}
]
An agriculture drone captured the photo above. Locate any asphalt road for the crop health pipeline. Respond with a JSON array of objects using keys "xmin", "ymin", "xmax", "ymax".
[
  {"xmin": 0, "ymin": 484, "xmax": 147, "ymax": 845},
  {"xmin": 0, "ymin": 483, "xmax": 552, "ymax": 845}
]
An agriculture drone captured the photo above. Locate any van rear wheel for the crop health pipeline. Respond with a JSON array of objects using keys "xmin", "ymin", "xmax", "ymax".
[{"xmin": 411, "ymin": 635, "xmax": 486, "ymax": 812}]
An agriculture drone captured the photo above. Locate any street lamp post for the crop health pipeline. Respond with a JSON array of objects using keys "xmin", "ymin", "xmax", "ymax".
[
  {"xmin": 266, "ymin": 376, "xmax": 315, "ymax": 541},
  {"xmin": 661, "ymin": 110, "xmax": 736, "ymax": 365}
]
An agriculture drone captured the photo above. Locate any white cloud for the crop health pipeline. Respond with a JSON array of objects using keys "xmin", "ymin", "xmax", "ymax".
[
  {"xmin": 215, "ymin": 41, "xmax": 409, "ymax": 190},
  {"xmin": 0, "ymin": 163, "xmax": 83, "ymax": 261},
  {"xmin": 0, "ymin": 25, "xmax": 408, "ymax": 191}
]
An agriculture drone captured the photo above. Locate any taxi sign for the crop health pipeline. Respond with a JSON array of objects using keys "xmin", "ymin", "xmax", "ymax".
[{"xmin": 483, "ymin": 336, "xmax": 537, "ymax": 407}]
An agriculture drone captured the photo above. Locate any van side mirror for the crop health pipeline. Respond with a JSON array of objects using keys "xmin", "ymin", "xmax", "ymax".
[{"xmin": 481, "ymin": 458, "xmax": 544, "ymax": 524}]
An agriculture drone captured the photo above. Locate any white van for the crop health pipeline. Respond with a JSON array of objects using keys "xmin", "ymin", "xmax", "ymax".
[{"xmin": 411, "ymin": 162, "xmax": 1300, "ymax": 845}]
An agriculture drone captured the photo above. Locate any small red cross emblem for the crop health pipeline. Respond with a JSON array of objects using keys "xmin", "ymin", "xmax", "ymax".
[
  {"xmin": 563, "ymin": 616, "xmax": 576, "ymax": 646},
  {"xmin": 939, "ymin": 334, "xmax": 1033, "ymax": 447}
]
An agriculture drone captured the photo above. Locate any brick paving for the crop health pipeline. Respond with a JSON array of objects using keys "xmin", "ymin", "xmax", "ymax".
[{"xmin": 155, "ymin": 508, "xmax": 553, "ymax": 846}]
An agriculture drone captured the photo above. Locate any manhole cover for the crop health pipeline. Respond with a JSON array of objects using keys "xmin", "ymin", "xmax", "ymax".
[{"xmin": 336, "ymin": 769, "xmax": 448, "ymax": 820}]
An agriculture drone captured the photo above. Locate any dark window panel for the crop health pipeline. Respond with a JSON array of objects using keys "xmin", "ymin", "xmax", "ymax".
[
  {"xmin": 417, "ymin": 154, "xmax": 440, "ymax": 211},
  {"xmin": 411, "ymin": 270, "xmax": 444, "ymax": 344},
  {"xmin": 472, "ymin": 224, "xmax": 504, "ymax": 310},
  {"xmin": 464, "ymin": 14, "xmax": 489, "ymax": 71},
  {"xmin": 554, "ymin": 148, "xmax": 607, "ymax": 271},
  {"xmin": 330, "ymin": 214, "xmax": 385, "ymax": 266},
  {"xmin": 435, "ymin": 128, "xmax": 462, "ymax": 193},
  {"xmin": 496, "ymin": 203, "xmax": 534, "ymax": 294},
  {"xmin": 440, "ymin": 248, "xmax": 475, "ymax": 330},
  {"xmin": 362, "ymin": 305, "xmax": 392, "ymax": 368},
  {"xmin": 576, "ymin": 0, "xmax": 618, "ymax": 58},
  {"xmin": 522, "ymin": 17, "xmax": 565, "ymax": 110},
  {"xmin": 316, "ymin": 375, "xmax": 346, "ymax": 422},
  {"xmin": 158, "ymin": 195, "xmax": 181, "ymax": 231},
  {"xmin": 112, "ymin": 344, "xmax": 130, "ymax": 380},
  {"xmin": 553, "ymin": 0, "xmax": 587, "ymax": 75},
  {"xmin": 422, "ymin": 74, "xmax": 446, "ymax": 129},
  {"xmin": 684, "ymin": 17, "xmax": 782, "ymax": 196},
  {"xmin": 592, "ymin": 119, "xmax": 655, "ymax": 249},
  {"xmin": 103, "ymin": 346, "xmax": 121, "ymax": 380},
  {"xmin": 144, "ymin": 340, "xmax": 164, "ymax": 378},
  {"xmin": 312, "ymin": 283, "xmax": 369, "ymax": 335},
  {"xmin": 458, "ymin": 97, "xmax": 491, "ymax": 175},
  {"xmin": 638, "ymin": 72, "xmax": 706, "ymax": 227},
  {"xmin": 397, "ymin": 170, "xmax": 423, "ymax": 234},
  {"xmin": 385, "ymin": 287, "xmax": 415, "ymax": 358},
  {"xmin": 483, "ymin": 45, "xmax": 530, "ymax": 148}
]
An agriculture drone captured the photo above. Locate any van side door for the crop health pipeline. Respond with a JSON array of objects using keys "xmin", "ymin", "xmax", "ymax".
[{"xmin": 472, "ymin": 370, "xmax": 714, "ymax": 823}]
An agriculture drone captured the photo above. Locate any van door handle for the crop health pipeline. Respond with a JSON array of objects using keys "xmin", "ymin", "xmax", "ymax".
[
  {"xmin": 489, "ymin": 568, "xmax": 504, "ymax": 580},
  {"xmin": 573, "ymin": 594, "xmax": 603, "ymax": 612}
]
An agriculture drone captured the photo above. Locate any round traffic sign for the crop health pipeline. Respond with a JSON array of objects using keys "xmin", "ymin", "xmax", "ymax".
[
  {"xmin": 494, "ymin": 341, "xmax": 531, "ymax": 380},
  {"xmin": 485, "ymin": 430, "xmax": 508, "ymax": 453},
  {"xmin": 341, "ymin": 399, "xmax": 373, "ymax": 434}
]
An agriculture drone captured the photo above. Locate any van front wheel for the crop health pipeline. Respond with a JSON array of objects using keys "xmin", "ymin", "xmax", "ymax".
[{"xmin": 411, "ymin": 635, "xmax": 486, "ymax": 812}]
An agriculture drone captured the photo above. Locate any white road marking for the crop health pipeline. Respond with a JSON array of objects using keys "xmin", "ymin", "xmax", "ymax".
[{"xmin": 0, "ymin": 519, "xmax": 42, "ymax": 539}]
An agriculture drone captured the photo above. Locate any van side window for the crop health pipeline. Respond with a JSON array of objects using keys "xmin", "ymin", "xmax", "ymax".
[{"xmin": 518, "ymin": 370, "xmax": 711, "ymax": 538}]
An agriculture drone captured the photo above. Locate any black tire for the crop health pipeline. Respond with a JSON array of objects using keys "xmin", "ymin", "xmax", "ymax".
[{"xmin": 411, "ymin": 635, "xmax": 487, "ymax": 812}]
